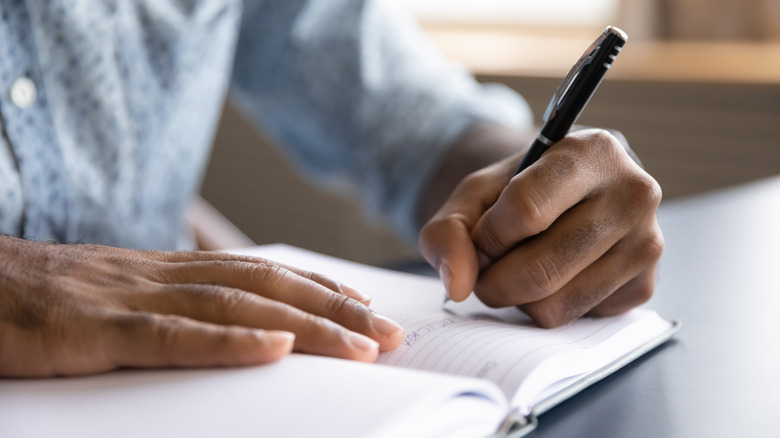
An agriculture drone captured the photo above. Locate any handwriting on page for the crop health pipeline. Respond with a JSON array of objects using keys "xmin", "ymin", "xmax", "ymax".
[
  {"xmin": 403, "ymin": 318, "xmax": 458, "ymax": 347},
  {"xmin": 376, "ymin": 306, "xmax": 616, "ymax": 397}
]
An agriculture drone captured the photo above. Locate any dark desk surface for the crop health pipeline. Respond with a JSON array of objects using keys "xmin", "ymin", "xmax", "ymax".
[{"xmin": 530, "ymin": 176, "xmax": 780, "ymax": 437}]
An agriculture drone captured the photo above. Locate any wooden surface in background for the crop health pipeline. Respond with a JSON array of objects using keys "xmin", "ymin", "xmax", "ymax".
[
  {"xmin": 424, "ymin": 25, "xmax": 780, "ymax": 84},
  {"xmin": 201, "ymin": 29, "xmax": 780, "ymax": 264}
]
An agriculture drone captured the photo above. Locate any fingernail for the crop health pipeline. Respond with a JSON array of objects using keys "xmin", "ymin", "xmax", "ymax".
[
  {"xmin": 347, "ymin": 332, "xmax": 379, "ymax": 352},
  {"xmin": 371, "ymin": 313, "xmax": 404, "ymax": 337},
  {"xmin": 342, "ymin": 285, "xmax": 372, "ymax": 304},
  {"xmin": 262, "ymin": 331, "xmax": 296, "ymax": 348},
  {"xmin": 438, "ymin": 262, "xmax": 453, "ymax": 295}
]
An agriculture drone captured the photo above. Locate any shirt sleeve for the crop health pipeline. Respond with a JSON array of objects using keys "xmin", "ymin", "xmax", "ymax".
[{"xmin": 230, "ymin": 0, "xmax": 533, "ymax": 241}]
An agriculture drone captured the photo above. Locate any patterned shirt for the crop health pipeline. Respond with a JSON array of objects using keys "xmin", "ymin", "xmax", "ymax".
[{"xmin": 0, "ymin": 0, "xmax": 531, "ymax": 250}]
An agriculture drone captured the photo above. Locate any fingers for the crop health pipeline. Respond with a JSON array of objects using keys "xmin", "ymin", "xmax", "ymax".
[
  {"xmin": 142, "ymin": 260, "xmax": 403, "ymax": 352},
  {"xmin": 521, "ymin": 259, "xmax": 659, "ymax": 328},
  {"xmin": 124, "ymin": 250, "xmax": 403, "ymax": 360},
  {"xmin": 0, "ymin": 237, "xmax": 399, "ymax": 377},
  {"xmin": 483, "ymin": 218, "xmax": 663, "ymax": 328},
  {"xmin": 140, "ymin": 284, "xmax": 389, "ymax": 361},
  {"xmin": 474, "ymin": 192, "xmax": 628, "ymax": 308},
  {"xmin": 464, "ymin": 129, "xmax": 663, "ymax": 327},
  {"xmin": 152, "ymin": 251, "xmax": 372, "ymax": 304},
  {"xmin": 471, "ymin": 130, "xmax": 632, "ymax": 264},
  {"xmin": 586, "ymin": 266, "xmax": 659, "ymax": 318},
  {"xmin": 103, "ymin": 312, "xmax": 295, "ymax": 369}
]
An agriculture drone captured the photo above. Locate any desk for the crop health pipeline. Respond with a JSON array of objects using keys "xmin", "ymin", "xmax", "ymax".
[
  {"xmin": 530, "ymin": 176, "xmax": 780, "ymax": 437},
  {"xmin": 2, "ymin": 178, "xmax": 777, "ymax": 437}
]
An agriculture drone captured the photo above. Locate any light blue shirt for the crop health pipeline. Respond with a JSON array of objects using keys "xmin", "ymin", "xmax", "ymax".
[{"xmin": 0, "ymin": 0, "xmax": 531, "ymax": 250}]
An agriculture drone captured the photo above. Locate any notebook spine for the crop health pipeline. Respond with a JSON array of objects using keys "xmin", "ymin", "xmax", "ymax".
[{"xmin": 493, "ymin": 409, "xmax": 538, "ymax": 438}]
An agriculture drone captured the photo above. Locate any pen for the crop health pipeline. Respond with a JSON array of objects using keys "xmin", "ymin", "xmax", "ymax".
[
  {"xmin": 443, "ymin": 26, "xmax": 627, "ymax": 305},
  {"xmin": 514, "ymin": 26, "xmax": 627, "ymax": 173}
]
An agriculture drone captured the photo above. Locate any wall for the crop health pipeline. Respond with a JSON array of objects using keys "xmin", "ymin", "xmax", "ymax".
[
  {"xmin": 200, "ymin": 105, "xmax": 419, "ymax": 265},
  {"xmin": 200, "ymin": 74, "xmax": 780, "ymax": 265}
]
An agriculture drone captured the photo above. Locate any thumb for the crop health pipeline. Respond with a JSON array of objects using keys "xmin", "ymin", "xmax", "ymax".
[{"xmin": 419, "ymin": 214, "xmax": 479, "ymax": 302}]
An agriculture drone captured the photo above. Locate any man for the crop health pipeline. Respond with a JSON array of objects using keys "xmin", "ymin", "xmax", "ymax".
[{"xmin": 0, "ymin": 0, "xmax": 662, "ymax": 376}]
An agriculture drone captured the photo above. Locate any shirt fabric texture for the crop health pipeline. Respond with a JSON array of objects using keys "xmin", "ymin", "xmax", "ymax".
[{"xmin": 0, "ymin": 0, "xmax": 532, "ymax": 250}]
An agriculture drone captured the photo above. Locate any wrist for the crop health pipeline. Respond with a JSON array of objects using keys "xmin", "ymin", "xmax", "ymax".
[{"xmin": 415, "ymin": 123, "xmax": 535, "ymax": 228}]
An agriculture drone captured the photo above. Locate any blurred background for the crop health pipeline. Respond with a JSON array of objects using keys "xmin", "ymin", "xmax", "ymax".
[{"xmin": 200, "ymin": 0, "xmax": 780, "ymax": 265}]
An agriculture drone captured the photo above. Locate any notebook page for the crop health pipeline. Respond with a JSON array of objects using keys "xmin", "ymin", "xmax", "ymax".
[
  {"xmin": 0, "ymin": 354, "xmax": 507, "ymax": 438},
  {"xmin": 511, "ymin": 309, "xmax": 673, "ymax": 410},
  {"xmin": 375, "ymin": 301, "xmax": 664, "ymax": 402},
  {"xmin": 233, "ymin": 245, "xmax": 671, "ymax": 409}
]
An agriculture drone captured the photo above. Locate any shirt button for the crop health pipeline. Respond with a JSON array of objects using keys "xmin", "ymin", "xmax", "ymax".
[{"xmin": 9, "ymin": 77, "xmax": 37, "ymax": 109}]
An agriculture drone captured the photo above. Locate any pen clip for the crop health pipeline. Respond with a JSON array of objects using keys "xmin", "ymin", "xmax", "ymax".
[{"xmin": 542, "ymin": 32, "xmax": 608, "ymax": 122}]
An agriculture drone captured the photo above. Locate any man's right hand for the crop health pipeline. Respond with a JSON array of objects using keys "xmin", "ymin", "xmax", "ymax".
[{"xmin": 0, "ymin": 236, "xmax": 404, "ymax": 377}]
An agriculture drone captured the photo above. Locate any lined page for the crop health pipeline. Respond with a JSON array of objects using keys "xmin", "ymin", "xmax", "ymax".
[
  {"xmin": 375, "ymin": 302, "xmax": 658, "ymax": 400},
  {"xmin": 235, "ymin": 245, "xmax": 671, "ymax": 407}
]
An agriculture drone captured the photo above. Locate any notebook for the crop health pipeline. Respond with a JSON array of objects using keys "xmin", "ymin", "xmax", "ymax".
[{"xmin": 0, "ymin": 244, "xmax": 678, "ymax": 438}]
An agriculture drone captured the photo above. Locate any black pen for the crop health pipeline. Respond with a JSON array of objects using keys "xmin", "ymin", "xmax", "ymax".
[
  {"xmin": 515, "ymin": 26, "xmax": 627, "ymax": 173},
  {"xmin": 443, "ymin": 26, "xmax": 627, "ymax": 305}
]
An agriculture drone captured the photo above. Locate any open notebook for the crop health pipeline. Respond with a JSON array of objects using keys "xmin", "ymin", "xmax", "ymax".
[{"xmin": 0, "ymin": 245, "xmax": 678, "ymax": 438}]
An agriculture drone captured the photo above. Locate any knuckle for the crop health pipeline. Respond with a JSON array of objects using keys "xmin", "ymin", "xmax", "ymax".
[
  {"xmin": 307, "ymin": 271, "xmax": 342, "ymax": 293},
  {"xmin": 167, "ymin": 282, "xmax": 242, "ymax": 315},
  {"xmin": 521, "ymin": 256, "xmax": 561, "ymax": 301},
  {"xmin": 578, "ymin": 129, "xmax": 631, "ymax": 172},
  {"xmin": 298, "ymin": 312, "xmax": 343, "ymax": 345},
  {"xmin": 572, "ymin": 129, "xmax": 622, "ymax": 161},
  {"xmin": 324, "ymin": 291, "xmax": 372, "ymax": 329},
  {"xmin": 639, "ymin": 230, "xmax": 665, "ymax": 263},
  {"xmin": 251, "ymin": 262, "xmax": 294, "ymax": 292},
  {"xmin": 624, "ymin": 173, "xmax": 663, "ymax": 212},
  {"xmin": 111, "ymin": 311, "xmax": 183, "ymax": 355},
  {"xmin": 509, "ymin": 184, "xmax": 553, "ymax": 236},
  {"xmin": 475, "ymin": 218, "xmax": 510, "ymax": 259},
  {"xmin": 302, "ymin": 312, "xmax": 331, "ymax": 335},
  {"xmin": 325, "ymin": 292, "xmax": 352, "ymax": 315},
  {"xmin": 474, "ymin": 254, "xmax": 566, "ymax": 309},
  {"xmin": 211, "ymin": 287, "xmax": 249, "ymax": 319},
  {"xmin": 211, "ymin": 325, "xmax": 233, "ymax": 353},
  {"xmin": 149, "ymin": 315, "xmax": 180, "ymax": 351},
  {"xmin": 148, "ymin": 259, "xmax": 185, "ymax": 284},
  {"xmin": 589, "ymin": 129, "xmax": 619, "ymax": 150}
]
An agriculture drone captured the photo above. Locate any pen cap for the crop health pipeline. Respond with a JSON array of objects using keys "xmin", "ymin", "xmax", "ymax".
[{"xmin": 540, "ymin": 26, "xmax": 627, "ymax": 142}]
